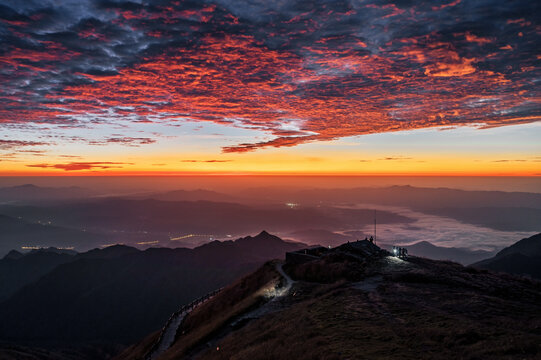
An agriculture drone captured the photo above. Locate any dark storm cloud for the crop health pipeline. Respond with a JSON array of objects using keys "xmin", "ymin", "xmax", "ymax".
[{"xmin": 0, "ymin": 0, "xmax": 539, "ymax": 151}]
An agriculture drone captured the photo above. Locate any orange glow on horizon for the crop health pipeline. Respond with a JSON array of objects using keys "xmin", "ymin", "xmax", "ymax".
[{"xmin": 2, "ymin": 164, "xmax": 539, "ymax": 177}]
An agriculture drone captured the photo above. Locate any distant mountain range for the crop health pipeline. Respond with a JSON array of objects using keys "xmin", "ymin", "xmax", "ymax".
[
  {"xmin": 241, "ymin": 185, "xmax": 541, "ymax": 209},
  {"xmin": 140, "ymin": 189, "xmax": 237, "ymax": 203},
  {"xmin": 1, "ymin": 184, "xmax": 539, "ymax": 249},
  {"xmin": 238, "ymin": 185, "xmax": 541, "ymax": 231},
  {"xmin": 0, "ymin": 197, "xmax": 411, "ymax": 253},
  {"xmin": 403, "ymin": 241, "xmax": 495, "ymax": 265},
  {"xmin": 0, "ymin": 231, "xmax": 305, "ymax": 346},
  {"xmin": 286, "ymin": 229, "xmax": 355, "ymax": 247},
  {"xmin": 472, "ymin": 233, "xmax": 541, "ymax": 279},
  {"xmin": 0, "ymin": 184, "xmax": 95, "ymax": 204},
  {"xmin": 0, "ymin": 214, "xmax": 106, "ymax": 257}
]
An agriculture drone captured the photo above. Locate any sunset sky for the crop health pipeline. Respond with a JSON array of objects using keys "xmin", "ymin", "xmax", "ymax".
[{"xmin": 0, "ymin": 0, "xmax": 539, "ymax": 175}]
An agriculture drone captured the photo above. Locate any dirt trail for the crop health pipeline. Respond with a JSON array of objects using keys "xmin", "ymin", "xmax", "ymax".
[
  {"xmin": 182, "ymin": 262, "xmax": 294, "ymax": 359},
  {"xmin": 147, "ymin": 290, "xmax": 221, "ymax": 360}
]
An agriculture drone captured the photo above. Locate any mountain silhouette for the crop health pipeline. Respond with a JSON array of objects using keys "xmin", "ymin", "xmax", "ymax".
[
  {"xmin": 3, "ymin": 250, "xmax": 24, "ymax": 260},
  {"xmin": 0, "ymin": 232, "xmax": 304, "ymax": 345},
  {"xmin": 0, "ymin": 249, "xmax": 75, "ymax": 301},
  {"xmin": 472, "ymin": 233, "xmax": 541, "ymax": 279}
]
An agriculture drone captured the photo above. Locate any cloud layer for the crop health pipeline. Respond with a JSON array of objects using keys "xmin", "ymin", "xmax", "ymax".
[
  {"xmin": 0, "ymin": 0, "xmax": 539, "ymax": 152},
  {"xmin": 26, "ymin": 161, "xmax": 130, "ymax": 171}
]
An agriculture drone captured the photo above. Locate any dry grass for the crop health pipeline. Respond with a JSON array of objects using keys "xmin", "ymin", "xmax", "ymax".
[
  {"xmin": 195, "ymin": 279, "xmax": 541, "ymax": 360},
  {"xmin": 159, "ymin": 261, "xmax": 280, "ymax": 360},
  {"xmin": 120, "ymin": 251, "xmax": 541, "ymax": 360},
  {"xmin": 285, "ymin": 253, "xmax": 367, "ymax": 283},
  {"xmin": 192, "ymin": 256, "xmax": 541, "ymax": 360}
]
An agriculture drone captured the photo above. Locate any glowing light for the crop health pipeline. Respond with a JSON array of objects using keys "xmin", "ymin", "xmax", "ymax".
[
  {"xmin": 169, "ymin": 234, "xmax": 214, "ymax": 241},
  {"xmin": 136, "ymin": 241, "xmax": 159, "ymax": 245}
]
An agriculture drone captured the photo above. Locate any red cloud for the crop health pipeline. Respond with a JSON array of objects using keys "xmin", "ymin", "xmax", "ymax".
[
  {"xmin": 432, "ymin": 0, "xmax": 461, "ymax": 11},
  {"xmin": 181, "ymin": 159, "xmax": 232, "ymax": 163},
  {"xmin": 47, "ymin": 32, "xmax": 538, "ymax": 152},
  {"xmin": 26, "ymin": 162, "xmax": 130, "ymax": 171},
  {"xmin": 88, "ymin": 137, "xmax": 156, "ymax": 146},
  {"xmin": 464, "ymin": 32, "xmax": 492, "ymax": 45},
  {"xmin": 0, "ymin": 140, "xmax": 48, "ymax": 149},
  {"xmin": 1, "ymin": 1, "xmax": 539, "ymax": 153},
  {"xmin": 13, "ymin": 30, "xmax": 541, "ymax": 152}
]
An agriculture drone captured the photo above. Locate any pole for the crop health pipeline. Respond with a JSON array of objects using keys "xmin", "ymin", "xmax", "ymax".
[{"xmin": 374, "ymin": 209, "xmax": 377, "ymax": 245}]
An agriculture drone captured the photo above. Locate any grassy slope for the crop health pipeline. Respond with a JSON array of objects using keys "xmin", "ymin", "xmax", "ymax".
[
  {"xmin": 114, "ymin": 261, "xmax": 281, "ymax": 360},
  {"xmin": 194, "ymin": 257, "xmax": 541, "ymax": 360},
  {"xmin": 160, "ymin": 261, "xmax": 280, "ymax": 360}
]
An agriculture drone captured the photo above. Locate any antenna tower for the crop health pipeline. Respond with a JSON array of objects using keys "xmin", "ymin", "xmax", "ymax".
[{"xmin": 374, "ymin": 209, "xmax": 377, "ymax": 245}]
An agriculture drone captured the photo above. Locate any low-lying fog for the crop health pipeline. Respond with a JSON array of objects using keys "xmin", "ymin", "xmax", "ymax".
[{"xmin": 342, "ymin": 204, "xmax": 536, "ymax": 251}]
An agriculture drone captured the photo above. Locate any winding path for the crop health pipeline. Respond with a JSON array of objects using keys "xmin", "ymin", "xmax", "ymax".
[
  {"xmin": 231, "ymin": 262, "xmax": 294, "ymax": 326},
  {"xmin": 148, "ymin": 309, "xmax": 189, "ymax": 360},
  {"xmin": 146, "ymin": 289, "xmax": 221, "ymax": 360},
  {"xmin": 146, "ymin": 263, "xmax": 293, "ymax": 360},
  {"xmin": 276, "ymin": 262, "xmax": 294, "ymax": 295}
]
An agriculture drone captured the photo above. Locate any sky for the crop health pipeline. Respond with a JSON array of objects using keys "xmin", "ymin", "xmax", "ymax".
[{"xmin": 0, "ymin": 0, "xmax": 539, "ymax": 175}]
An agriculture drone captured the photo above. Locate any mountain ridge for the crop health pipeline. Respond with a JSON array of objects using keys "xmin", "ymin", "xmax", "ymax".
[
  {"xmin": 118, "ymin": 237, "xmax": 541, "ymax": 360},
  {"xmin": 404, "ymin": 240, "xmax": 496, "ymax": 265},
  {"xmin": 0, "ymin": 232, "xmax": 306, "ymax": 345},
  {"xmin": 473, "ymin": 233, "xmax": 541, "ymax": 279}
]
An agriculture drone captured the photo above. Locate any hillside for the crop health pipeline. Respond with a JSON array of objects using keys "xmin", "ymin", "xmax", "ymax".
[
  {"xmin": 119, "ymin": 240, "xmax": 541, "ymax": 360},
  {"xmin": 0, "ymin": 232, "xmax": 304, "ymax": 347},
  {"xmin": 473, "ymin": 233, "xmax": 541, "ymax": 279}
]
